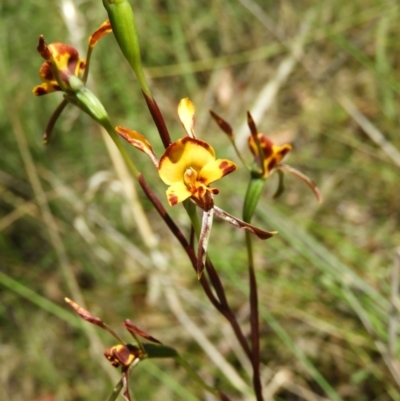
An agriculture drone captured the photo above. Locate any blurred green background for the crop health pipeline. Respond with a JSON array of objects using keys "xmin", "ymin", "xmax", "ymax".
[{"xmin": 1, "ymin": 0, "xmax": 400, "ymax": 400}]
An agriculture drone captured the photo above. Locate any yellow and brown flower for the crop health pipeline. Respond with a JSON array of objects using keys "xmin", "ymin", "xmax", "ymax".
[
  {"xmin": 158, "ymin": 136, "xmax": 237, "ymax": 206},
  {"xmin": 248, "ymin": 133, "xmax": 292, "ymax": 177},
  {"xmin": 32, "ymin": 37, "xmax": 86, "ymax": 96}
]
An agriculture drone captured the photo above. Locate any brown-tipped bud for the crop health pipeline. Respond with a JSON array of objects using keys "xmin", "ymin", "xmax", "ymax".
[
  {"xmin": 123, "ymin": 320, "xmax": 162, "ymax": 344},
  {"xmin": 209, "ymin": 110, "xmax": 234, "ymax": 138},
  {"xmin": 104, "ymin": 344, "xmax": 140, "ymax": 368},
  {"xmin": 64, "ymin": 297, "xmax": 106, "ymax": 328}
]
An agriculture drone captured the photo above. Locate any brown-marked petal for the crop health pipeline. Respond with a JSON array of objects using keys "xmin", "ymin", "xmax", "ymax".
[
  {"xmin": 166, "ymin": 182, "xmax": 192, "ymax": 206},
  {"xmin": 178, "ymin": 98, "xmax": 196, "ymax": 138},
  {"xmin": 48, "ymin": 43, "xmax": 85, "ymax": 80},
  {"xmin": 116, "ymin": 126, "xmax": 158, "ymax": 167},
  {"xmin": 104, "ymin": 344, "xmax": 140, "ymax": 368},
  {"xmin": 249, "ymin": 133, "xmax": 291, "ymax": 175},
  {"xmin": 158, "ymin": 137, "xmax": 215, "ymax": 185},
  {"xmin": 123, "ymin": 319, "xmax": 162, "ymax": 344},
  {"xmin": 32, "ymin": 82, "xmax": 58, "ymax": 96},
  {"xmin": 199, "ymin": 159, "xmax": 237, "ymax": 185},
  {"xmin": 89, "ymin": 20, "xmax": 112, "ymax": 48}
]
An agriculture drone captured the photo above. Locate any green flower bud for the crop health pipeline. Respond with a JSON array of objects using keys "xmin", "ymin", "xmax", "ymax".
[{"xmin": 102, "ymin": 0, "xmax": 151, "ymax": 96}]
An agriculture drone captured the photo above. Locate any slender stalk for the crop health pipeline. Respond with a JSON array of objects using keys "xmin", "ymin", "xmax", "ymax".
[{"xmin": 245, "ymin": 231, "xmax": 263, "ymax": 401}]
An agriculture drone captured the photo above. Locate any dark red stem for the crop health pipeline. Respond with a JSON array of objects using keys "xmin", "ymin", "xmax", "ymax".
[{"xmin": 142, "ymin": 92, "xmax": 171, "ymax": 149}]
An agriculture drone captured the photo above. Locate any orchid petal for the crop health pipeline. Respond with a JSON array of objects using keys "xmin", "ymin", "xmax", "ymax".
[
  {"xmin": 32, "ymin": 82, "xmax": 59, "ymax": 96},
  {"xmin": 166, "ymin": 182, "xmax": 192, "ymax": 206},
  {"xmin": 178, "ymin": 97, "xmax": 196, "ymax": 137},
  {"xmin": 158, "ymin": 137, "xmax": 215, "ymax": 185},
  {"xmin": 199, "ymin": 159, "xmax": 237, "ymax": 185},
  {"xmin": 48, "ymin": 42, "xmax": 85, "ymax": 80},
  {"xmin": 116, "ymin": 126, "xmax": 158, "ymax": 167}
]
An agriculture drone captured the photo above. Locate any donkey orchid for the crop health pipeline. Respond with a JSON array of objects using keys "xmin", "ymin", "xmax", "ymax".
[
  {"xmin": 116, "ymin": 98, "xmax": 276, "ymax": 277},
  {"xmin": 32, "ymin": 21, "xmax": 112, "ymax": 143},
  {"xmin": 32, "ymin": 38, "xmax": 86, "ymax": 96},
  {"xmin": 248, "ymin": 133, "xmax": 292, "ymax": 177},
  {"xmin": 210, "ymin": 110, "xmax": 321, "ymax": 203},
  {"xmin": 158, "ymin": 137, "xmax": 237, "ymax": 207}
]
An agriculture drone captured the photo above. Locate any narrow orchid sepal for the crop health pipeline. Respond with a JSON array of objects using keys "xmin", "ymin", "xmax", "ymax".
[
  {"xmin": 116, "ymin": 126, "xmax": 159, "ymax": 167},
  {"xmin": 65, "ymin": 297, "xmax": 126, "ymax": 343},
  {"xmin": 89, "ymin": 20, "xmax": 112, "ymax": 48},
  {"xmin": 276, "ymin": 164, "xmax": 322, "ymax": 203},
  {"xmin": 214, "ymin": 206, "xmax": 277, "ymax": 239},
  {"xmin": 123, "ymin": 319, "xmax": 162, "ymax": 344},
  {"xmin": 209, "ymin": 110, "xmax": 234, "ymax": 138},
  {"xmin": 65, "ymin": 297, "xmax": 105, "ymax": 327}
]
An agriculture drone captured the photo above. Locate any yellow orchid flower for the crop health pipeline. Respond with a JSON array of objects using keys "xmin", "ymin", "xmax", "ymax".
[
  {"xmin": 210, "ymin": 110, "xmax": 321, "ymax": 203},
  {"xmin": 32, "ymin": 21, "xmax": 112, "ymax": 144},
  {"xmin": 248, "ymin": 133, "xmax": 292, "ymax": 177},
  {"xmin": 159, "ymin": 98, "xmax": 237, "ymax": 207},
  {"xmin": 158, "ymin": 137, "xmax": 237, "ymax": 206},
  {"xmin": 32, "ymin": 37, "xmax": 86, "ymax": 96},
  {"xmin": 33, "ymin": 21, "xmax": 112, "ymax": 96}
]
